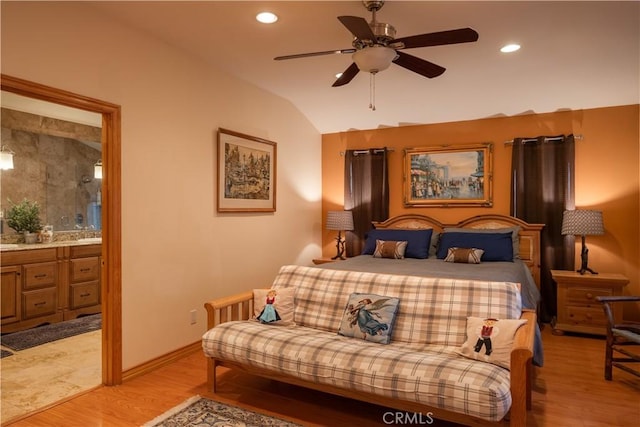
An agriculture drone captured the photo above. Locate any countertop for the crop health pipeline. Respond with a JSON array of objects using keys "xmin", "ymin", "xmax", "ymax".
[{"xmin": 0, "ymin": 238, "xmax": 102, "ymax": 252}]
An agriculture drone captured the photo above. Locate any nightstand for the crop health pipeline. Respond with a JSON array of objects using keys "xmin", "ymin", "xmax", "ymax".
[
  {"xmin": 312, "ymin": 258, "xmax": 342, "ymax": 265},
  {"xmin": 551, "ymin": 270, "xmax": 629, "ymax": 336}
]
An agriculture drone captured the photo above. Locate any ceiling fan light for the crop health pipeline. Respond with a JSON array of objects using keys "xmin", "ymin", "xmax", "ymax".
[{"xmin": 353, "ymin": 46, "xmax": 396, "ymax": 73}]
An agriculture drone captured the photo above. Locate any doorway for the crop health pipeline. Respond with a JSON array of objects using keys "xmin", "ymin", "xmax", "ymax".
[{"xmin": 1, "ymin": 74, "xmax": 122, "ymax": 386}]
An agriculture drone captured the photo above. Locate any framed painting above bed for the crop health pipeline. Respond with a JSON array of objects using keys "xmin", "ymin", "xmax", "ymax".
[{"xmin": 403, "ymin": 143, "xmax": 493, "ymax": 207}]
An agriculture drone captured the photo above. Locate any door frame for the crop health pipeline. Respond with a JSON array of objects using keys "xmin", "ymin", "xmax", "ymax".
[{"xmin": 1, "ymin": 74, "xmax": 122, "ymax": 385}]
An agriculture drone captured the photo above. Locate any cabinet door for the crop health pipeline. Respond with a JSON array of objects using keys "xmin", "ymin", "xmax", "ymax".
[{"xmin": 1, "ymin": 266, "xmax": 21, "ymax": 324}]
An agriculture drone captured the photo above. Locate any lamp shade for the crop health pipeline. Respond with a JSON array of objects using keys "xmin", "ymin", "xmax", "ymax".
[
  {"xmin": 326, "ymin": 210, "xmax": 354, "ymax": 231},
  {"xmin": 561, "ymin": 210, "xmax": 604, "ymax": 236},
  {"xmin": 353, "ymin": 46, "xmax": 397, "ymax": 73}
]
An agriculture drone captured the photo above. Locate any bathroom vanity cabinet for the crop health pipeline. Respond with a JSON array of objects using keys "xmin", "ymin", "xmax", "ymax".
[
  {"xmin": 66, "ymin": 244, "xmax": 102, "ymax": 320},
  {"xmin": 0, "ymin": 243, "xmax": 101, "ymax": 333}
]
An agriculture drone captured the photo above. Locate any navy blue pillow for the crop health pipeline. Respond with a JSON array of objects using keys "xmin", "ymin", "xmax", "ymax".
[
  {"xmin": 436, "ymin": 231, "xmax": 514, "ymax": 262},
  {"xmin": 363, "ymin": 229, "xmax": 433, "ymax": 259}
]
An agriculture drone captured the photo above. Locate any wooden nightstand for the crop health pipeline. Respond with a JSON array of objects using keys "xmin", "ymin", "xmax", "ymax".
[
  {"xmin": 312, "ymin": 258, "xmax": 342, "ymax": 265},
  {"xmin": 551, "ymin": 270, "xmax": 629, "ymax": 336}
]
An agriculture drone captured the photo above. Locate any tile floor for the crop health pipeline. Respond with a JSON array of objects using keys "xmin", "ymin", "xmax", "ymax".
[{"xmin": 0, "ymin": 329, "xmax": 102, "ymax": 423}]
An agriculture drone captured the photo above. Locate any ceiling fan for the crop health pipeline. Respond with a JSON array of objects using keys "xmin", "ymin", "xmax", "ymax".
[{"xmin": 274, "ymin": 0, "xmax": 479, "ymax": 88}]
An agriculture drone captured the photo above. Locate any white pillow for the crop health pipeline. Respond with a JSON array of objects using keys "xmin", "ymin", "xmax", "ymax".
[{"xmin": 458, "ymin": 316, "xmax": 528, "ymax": 369}]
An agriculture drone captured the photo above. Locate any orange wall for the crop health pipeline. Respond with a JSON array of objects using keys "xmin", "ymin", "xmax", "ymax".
[{"xmin": 322, "ymin": 105, "xmax": 640, "ymax": 320}]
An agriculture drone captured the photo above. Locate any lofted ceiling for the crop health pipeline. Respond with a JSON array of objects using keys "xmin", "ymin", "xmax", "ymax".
[{"xmin": 92, "ymin": 1, "xmax": 638, "ymax": 134}]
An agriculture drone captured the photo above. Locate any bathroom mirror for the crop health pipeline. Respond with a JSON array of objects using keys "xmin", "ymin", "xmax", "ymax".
[{"xmin": 0, "ymin": 91, "xmax": 103, "ymax": 233}]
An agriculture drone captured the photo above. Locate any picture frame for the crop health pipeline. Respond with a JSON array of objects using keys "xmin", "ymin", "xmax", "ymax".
[
  {"xmin": 217, "ymin": 128, "xmax": 277, "ymax": 212},
  {"xmin": 403, "ymin": 143, "xmax": 493, "ymax": 207}
]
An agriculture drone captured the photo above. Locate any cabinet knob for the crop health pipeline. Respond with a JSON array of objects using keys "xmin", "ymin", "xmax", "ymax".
[{"xmin": 586, "ymin": 292, "xmax": 594, "ymax": 300}]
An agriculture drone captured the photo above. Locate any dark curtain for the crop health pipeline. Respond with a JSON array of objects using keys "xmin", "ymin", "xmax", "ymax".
[
  {"xmin": 510, "ymin": 134, "xmax": 575, "ymax": 323},
  {"xmin": 344, "ymin": 149, "xmax": 390, "ymax": 256}
]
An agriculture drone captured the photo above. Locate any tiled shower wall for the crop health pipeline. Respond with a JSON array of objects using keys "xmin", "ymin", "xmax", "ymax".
[{"xmin": 1, "ymin": 108, "xmax": 102, "ymax": 233}]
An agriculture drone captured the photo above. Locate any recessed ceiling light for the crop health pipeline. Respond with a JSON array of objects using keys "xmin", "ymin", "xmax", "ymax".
[
  {"xmin": 256, "ymin": 12, "xmax": 278, "ymax": 24},
  {"xmin": 500, "ymin": 44, "xmax": 521, "ymax": 53}
]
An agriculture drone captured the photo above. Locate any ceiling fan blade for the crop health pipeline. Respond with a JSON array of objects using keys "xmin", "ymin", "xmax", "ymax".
[
  {"xmin": 338, "ymin": 16, "xmax": 376, "ymax": 42},
  {"xmin": 274, "ymin": 48, "xmax": 356, "ymax": 61},
  {"xmin": 332, "ymin": 63, "xmax": 360, "ymax": 87},
  {"xmin": 392, "ymin": 28, "xmax": 479, "ymax": 50},
  {"xmin": 393, "ymin": 51, "xmax": 446, "ymax": 78}
]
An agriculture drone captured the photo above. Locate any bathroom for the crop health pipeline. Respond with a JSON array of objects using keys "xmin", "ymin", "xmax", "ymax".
[{"xmin": 0, "ymin": 98, "xmax": 103, "ymax": 242}]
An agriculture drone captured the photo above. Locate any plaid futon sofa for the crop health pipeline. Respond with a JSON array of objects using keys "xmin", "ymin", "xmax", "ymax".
[{"xmin": 202, "ymin": 265, "xmax": 535, "ymax": 427}]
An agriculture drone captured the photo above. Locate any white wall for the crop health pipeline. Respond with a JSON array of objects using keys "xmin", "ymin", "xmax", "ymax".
[{"xmin": 1, "ymin": 2, "xmax": 322, "ymax": 369}]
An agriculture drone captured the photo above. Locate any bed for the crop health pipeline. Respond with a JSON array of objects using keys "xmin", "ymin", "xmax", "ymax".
[{"xmin": 317, "ymin": 213, "xmax": 545, "ymax": 365}]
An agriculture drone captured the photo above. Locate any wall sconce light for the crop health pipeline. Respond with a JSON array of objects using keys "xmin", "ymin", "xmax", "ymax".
[
  {"xmin": 0, "ymin": 146, "xmax": 15, "ymax": 170},
  {"xmin": 94, "ymin": 159, "xmax": 103, "ymax": 179},
  {"xmin": 326, "ymin": 210, "xmax": 354, "ymax": 260},
  {"xmin": 561, "ymin": 209, "xmax": 604, "ymax": 275}
]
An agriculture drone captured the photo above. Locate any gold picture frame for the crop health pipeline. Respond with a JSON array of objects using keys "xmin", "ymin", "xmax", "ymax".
[
  {"xmin": 217, "ymin": 128, "xmax": 277, "ymax": 212},
  {"xmin": 404, "ymin": 143, "xmax": 493, "ymax": 207}
]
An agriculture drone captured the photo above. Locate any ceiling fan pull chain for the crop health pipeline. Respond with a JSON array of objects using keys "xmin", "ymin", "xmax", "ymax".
[{"xmin": 369, "ymin": 72, "xmax": 376, "ymax": 111}]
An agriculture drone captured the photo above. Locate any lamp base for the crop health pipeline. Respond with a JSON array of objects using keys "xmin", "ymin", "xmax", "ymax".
[
  {"xmin": 577, "ymin": 267, "xmax": 598, "ymax": 275},
  {"xmin": 577, "ymin": 237, "xmax": 598, "ymax": 275},
  {"xmin": 332, "ymin": 231, "xmax": 346, "ymax": 260}
]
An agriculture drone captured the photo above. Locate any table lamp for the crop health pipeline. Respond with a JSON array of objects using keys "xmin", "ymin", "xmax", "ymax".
[
  {"xmin": 561, "ymin": 209, "xmax": 604, "ymax": 274},
  {"xmin": 326, "ymin": 210, "xmax": 354, "ymax": 260}
]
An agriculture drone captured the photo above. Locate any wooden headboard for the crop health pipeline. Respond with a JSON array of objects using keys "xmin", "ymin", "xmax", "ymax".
[
  {"xmin": 372, "ymin": 214, "xmax": 446, "ymax": 233},
  {"xmin": 372, "ymin": 214, "xmax": 544, "ymax": 288}
]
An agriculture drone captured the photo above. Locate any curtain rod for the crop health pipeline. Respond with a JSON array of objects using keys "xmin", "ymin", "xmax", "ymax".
[
  {"xmin": 339, "ymin": 148, "xmax": 395, "ymax": 156},
  {"xmin": 504, "ymin": 134, "xmax": 583, "ymax": 146}
]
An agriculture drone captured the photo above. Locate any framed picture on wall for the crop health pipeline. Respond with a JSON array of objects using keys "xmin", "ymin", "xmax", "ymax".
[
  {"xmin": 403, "ymin": 143, "xmax": 493, "ymax": 207},
  {"xmin": 217, "ymin": 128, "xmax": 277, "ymax": 212}
]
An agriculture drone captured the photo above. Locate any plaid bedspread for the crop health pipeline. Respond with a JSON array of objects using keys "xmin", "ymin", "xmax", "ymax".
[{"xmin": 202, "ymin": 265, "xmax": 523, "ymax": 421}]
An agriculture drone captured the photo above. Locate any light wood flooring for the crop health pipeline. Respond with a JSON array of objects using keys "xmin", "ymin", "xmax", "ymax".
[{"xmin": 4, "ymin": 325, "xmax": 639, "ymax": 427}]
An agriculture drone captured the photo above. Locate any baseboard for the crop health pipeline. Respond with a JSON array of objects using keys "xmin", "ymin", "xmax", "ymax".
[{"xmin": 122, "ymin": 341, "xmax": 201, "ymax": 382}]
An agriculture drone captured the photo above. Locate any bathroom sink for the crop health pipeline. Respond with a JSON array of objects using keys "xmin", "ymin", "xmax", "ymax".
[{"xmin": 77, "ymin": 237, "xmax": 102, "ymax": 243}]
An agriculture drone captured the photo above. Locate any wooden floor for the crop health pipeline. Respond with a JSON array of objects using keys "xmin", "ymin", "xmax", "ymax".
[{"xmin": 4, "ymin": 325, "xmax": 639, "ymax": 427}]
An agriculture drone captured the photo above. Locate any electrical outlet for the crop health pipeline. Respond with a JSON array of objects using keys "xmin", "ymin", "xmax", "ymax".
[{"xmin": 190, "ymin": 309, "xmax": 197, "ymax": 325}]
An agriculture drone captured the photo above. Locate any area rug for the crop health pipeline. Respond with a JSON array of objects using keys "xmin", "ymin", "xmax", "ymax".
[
  {"xmin": 144, "ymin": 396, "xmax": 302, "ymax": 427},
  {"xmin": 0, "ymin": 349, "xmax": 13, "ymax": 358},
  {"xmin": 0, "ymin": 313, "xmax": 101, "ymax": 351}
]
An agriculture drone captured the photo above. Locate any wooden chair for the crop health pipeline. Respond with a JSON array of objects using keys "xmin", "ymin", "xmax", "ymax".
[{"xmin": 596, "ymin": 296, "xmax": 640, "ymax": 380}]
